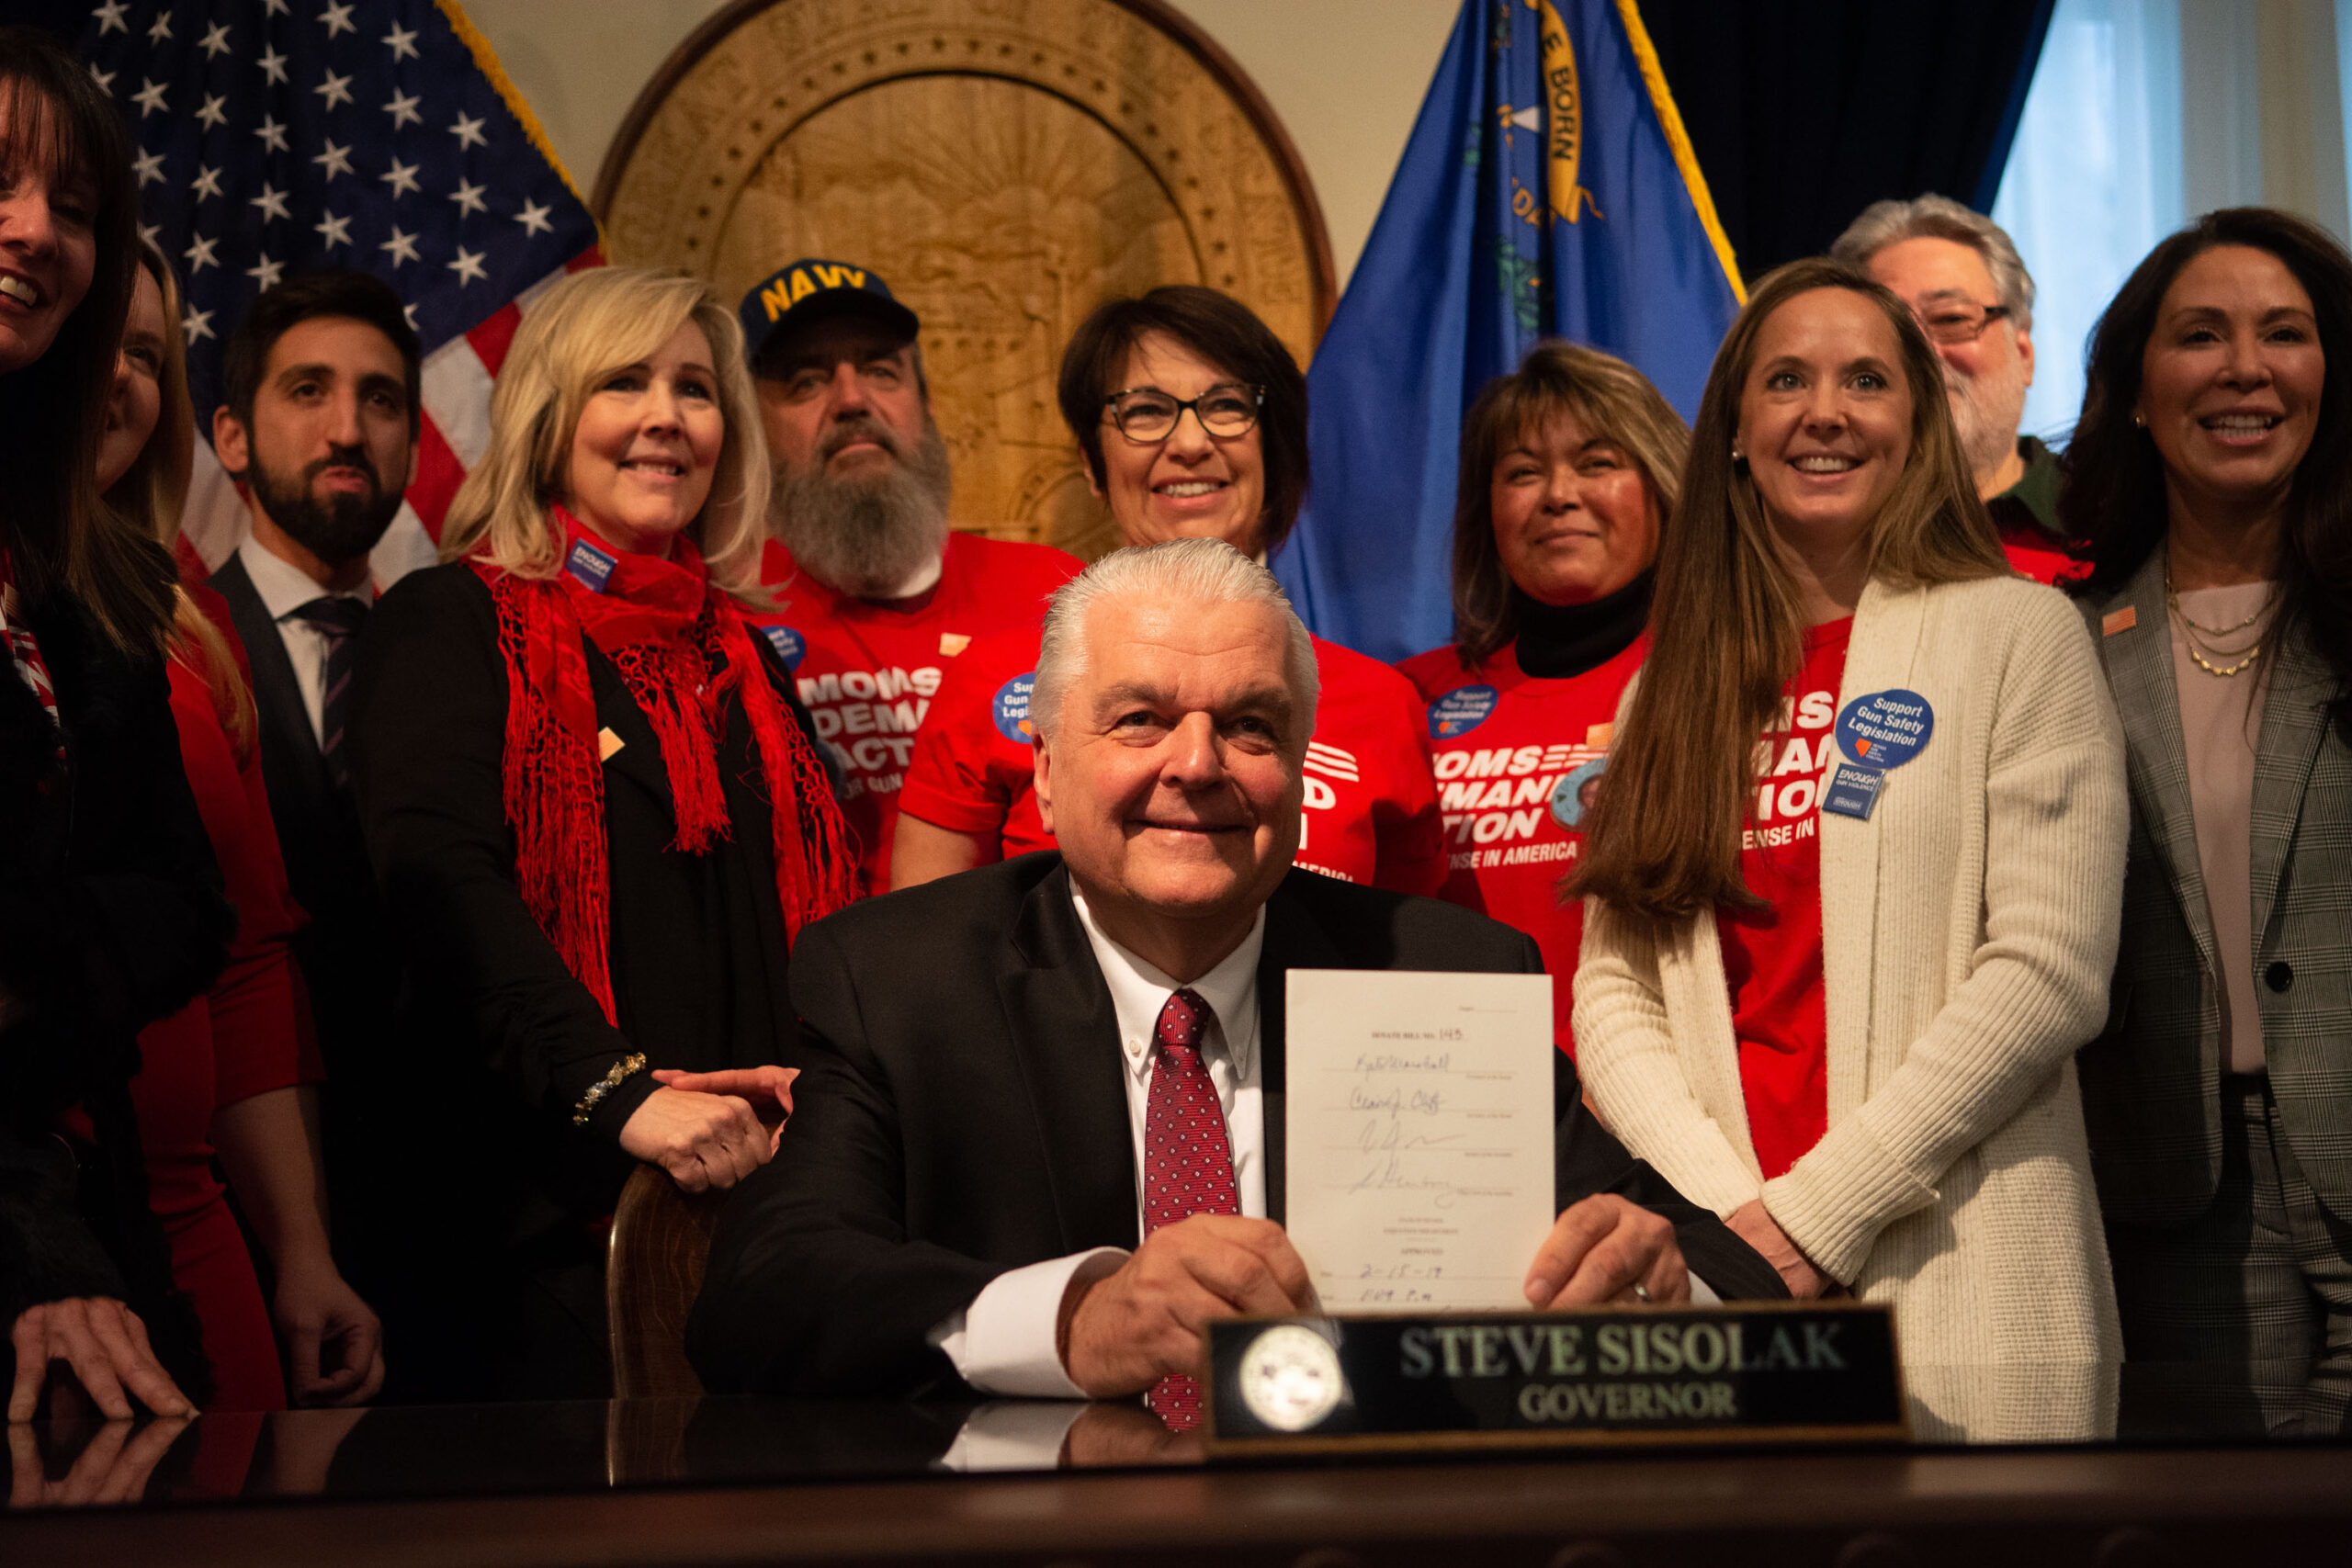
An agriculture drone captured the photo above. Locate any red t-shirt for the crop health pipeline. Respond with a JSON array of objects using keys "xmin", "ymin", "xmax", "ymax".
[
  {"xmin": 1996, "ymin": 523, "xmax": 2089, "ymax": 588},
  {"xmin": 1721, "ymin": 616, "xmax": 1850, "ymax": 1181},
  {"xmin": 1396, "ymin": 635, "xmax": 1646, "ymax": 1055},
  {"xmin": 749, "ymin": 532, "xmax": 1081, "ymax": 892},
  {"xmin": 898, "ymin": 628, "xmax": 1446, "ymax": 894}
]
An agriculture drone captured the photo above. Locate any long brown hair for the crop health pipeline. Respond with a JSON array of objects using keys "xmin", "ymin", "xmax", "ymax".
[
  {"xmin": 1570, "ymin": 259, "xmax": 2007, "ymax": 924},
  {"xmin": 0, "ymin": 27, "xmax": 173, "ymax": 658},
  {"xmin": 1450, "ymin": 341, "xmax": 1688, "ymax": 667},
  {"xmin": 2060, "ymin": 208, "xmax": 2352, "ymax": 746}
]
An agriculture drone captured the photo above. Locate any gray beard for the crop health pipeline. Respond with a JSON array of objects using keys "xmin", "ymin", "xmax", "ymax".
[
  {"xmin": 1946, "ymin": 349, "xmax": 2030, "ymax": 485},
  {"xmin": 772, "ymin": 425, "xmax": 954, "ymax": 599}
]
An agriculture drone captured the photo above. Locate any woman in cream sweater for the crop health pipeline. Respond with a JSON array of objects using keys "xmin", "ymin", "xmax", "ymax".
[{"xmin": 1569, "ymin": 258, "xmax": 2126, "ymax": 1442}]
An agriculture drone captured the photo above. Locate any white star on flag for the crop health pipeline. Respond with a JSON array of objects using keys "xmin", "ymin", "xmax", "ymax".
[
  {"xmin": 249, "ymin": 184, "xmax": 291, "ymax": 222},
  {"xmin": 136, "ymin": 220, "xmax": 159, "ymax": 247},
  {"xmin": 401, "ymin": 303, "xmax": 420, "ymax": 332},
  {"xmin": 314, "ymin": 210, "xmax": 354, "ymax": 249},
  {"xmin": 315, "ymin": 71, "xmax": 355, "ymax": 112},
  {"xmin": 514, "ymin": 200, "xmax": 553, "ymax": 236},
  {"xmin": 449, "ymin": 180, "xmax": 488, "ymax": 218},
  {"xmin": 183, "ymin": 306, "xmax": 215, "ymax": 344},
  {"xmin": 254, "ymin": 117, "xmax": 289, "ymax": 152},
  {"xmin": 385, "ymin": 90, "xmax": 423, "ymax": 130},
  {"xmin": 196, "ymin": 95, "xmax": 229, "ymax": 130},
  {"xmin": 132, "ymin": 147, "xmax": 164, "ymax": 186},
  {"xmin": 245, "ymin": 254, "xmax": 285, "ymax": 291},
  {"xmin": 191, "ymin": 165, "xmax": 225, "ymax": 200},
  {"xmin": 447, "ymin": 248, "xmax": 488, "ymax": 285},
  {"xmin": 130, "ymin": 78, "xmax": 167, "ymax": 117},
  {"xmin": 89, "ymin": 65, "xmax": 115, "ymax": 92},
  {"xmin": 321, "ymin": 2, "xmax": 357, "ymax": 39},
  {"xmin": 449, "ymin": 113, "xmax": 488, "ymax": 150},
  {"xmin": 381, "ymin": 158, "xmax": 421, "ymax": 197},
  {"xmin": 262, "ymin": 0, "xmax": 289, "ymax": 16},
  {"xmin": 313, "ymin": 141, "xmax": 354, "ymax": 180},
  {"xmin": 257, "ymin": 47, "xmax": 288, "ymax": 85},
  {"xmin": 183, "ymin": 232, "xmax": 220, "ymax": 273},
  {"xmin": 144, "ymin": 10, "xmax": 170, "ymax": 44},
  {"xmin": 384, "ymin": 24, "xmax": 420, "ymax": 61},
  {"xmin": 380, "ymin": 227, "xmax": 420, "ymax": 265},
  {"xmin": 198, "ymin": 22, "xmax": 232, "ymax": 59},
  {"xmin": 92, "ymin": 1, "xmax": 130, "ymax": 36}
]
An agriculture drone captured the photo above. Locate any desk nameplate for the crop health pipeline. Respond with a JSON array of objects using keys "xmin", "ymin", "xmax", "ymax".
[{"xmin": 1204, "ymin": 1301, "xmax": 1907, "ymax": 1456}]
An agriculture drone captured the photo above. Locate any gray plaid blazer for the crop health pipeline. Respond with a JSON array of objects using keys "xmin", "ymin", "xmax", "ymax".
[{"xmin": 2076, "ymin": 547, "xmax": 2352, "ymax": 1225}]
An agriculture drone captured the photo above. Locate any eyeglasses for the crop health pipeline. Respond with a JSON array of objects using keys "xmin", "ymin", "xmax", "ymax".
[
  {"xmin": 1102, "ymin": 383, "xmax": 1265, "ymax": 444},
  {"xmin": 1915, "ymin": 301, "xmax": 2012, "ymax": 344}
]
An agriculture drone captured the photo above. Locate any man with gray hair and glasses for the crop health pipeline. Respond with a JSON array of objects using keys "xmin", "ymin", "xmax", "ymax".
[
  {"xmin": 688, "ymin": 539, "xmax": 1783, "ymax": 1427},
  {"xmin": 1832, "ymin": 194, "xmax": 2080, "ymax": 584}
]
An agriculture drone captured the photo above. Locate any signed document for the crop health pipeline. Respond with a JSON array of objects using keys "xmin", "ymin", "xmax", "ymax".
[{"xmin": 1285, "ymin": 970, "xmax": 1555, "ymax": 1313}]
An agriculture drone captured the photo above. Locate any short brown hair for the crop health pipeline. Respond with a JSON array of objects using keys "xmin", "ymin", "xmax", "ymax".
[
  {"xmin": 1450, "ymin": 341, "xmax": 1689, "ymax": 667},
  {"xmin": 1571, "ymin": 258, "xmax": 2007, "ymax": 925},
  {"xmin": 1057, "ymin": 286, "xmax": 1308, "ymax": 554}
]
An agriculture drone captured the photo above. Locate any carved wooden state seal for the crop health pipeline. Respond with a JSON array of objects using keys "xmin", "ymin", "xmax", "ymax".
[{"xmin": 594, "ymin": 0, "xmax": 1332, "ymax": 559}]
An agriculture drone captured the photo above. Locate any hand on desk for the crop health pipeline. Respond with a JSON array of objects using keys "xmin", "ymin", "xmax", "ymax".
[
  {"xmin": 1059, "ymin": 1215, "xmax": 1317, "ymax": 1397},
  {"xmin": 624, "ymin": 1066, "xmax": 800, "ymax": 1193},
  {"xmin": 1522, "ymin": 1194, "xmax": 1692, "ymax": 1308},
  {"xmin": 7, "ymin": 1413, "xmax": 189, "ymax": 1507},
  {"xmin": 8, "ymin": 1299, "xmax": 195, "ymax": 1424}
]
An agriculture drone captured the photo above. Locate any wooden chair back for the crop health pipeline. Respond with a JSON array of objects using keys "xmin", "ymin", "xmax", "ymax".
[{"xmin": 605, "ymin": 1164, "xmax": 727, "ymax": 1400}]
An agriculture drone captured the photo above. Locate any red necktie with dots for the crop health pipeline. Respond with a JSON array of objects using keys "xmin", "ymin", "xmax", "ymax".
[{"xmin": 1141, "ymin": 987, "xmax": 1238, "ymax": 1430}]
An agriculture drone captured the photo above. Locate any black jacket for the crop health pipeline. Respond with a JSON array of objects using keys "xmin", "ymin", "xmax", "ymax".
[
  {"xmin": 349, "ymin": 563, "xmax": 819, "ymax": 1245},
  {"xmin": 0, "ymin": 570, "xmax": 231, "ymax": 1400},
  {"xmin": 689, "ymin": 854, "xmax": 1786, "ymax": 1397}
]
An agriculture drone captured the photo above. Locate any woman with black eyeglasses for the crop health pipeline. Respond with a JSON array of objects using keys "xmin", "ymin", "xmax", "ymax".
[{"xmin": 889, "ymin": 285, "xmax": 1442, "ymax": 897}]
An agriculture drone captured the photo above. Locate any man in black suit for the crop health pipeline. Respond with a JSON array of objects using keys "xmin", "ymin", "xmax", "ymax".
[
  {"xmin": 204, "ymin": 272, "xmax": 420, "ymax": 1319},
  {"xmin": 691, "ymin": 540, "xmax": 1782, "ymax": 1406}
]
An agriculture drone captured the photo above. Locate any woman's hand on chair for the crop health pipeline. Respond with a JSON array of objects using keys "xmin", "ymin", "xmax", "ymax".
[{"xmin": 620, "ymin": 1068, "xmax": 797, "ymax": 1193}]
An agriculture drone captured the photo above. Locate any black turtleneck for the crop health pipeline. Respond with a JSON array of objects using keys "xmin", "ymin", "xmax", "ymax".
[{"xmin": 1511, "ymin": 570, "xmax": 1654, "ymax": 680}]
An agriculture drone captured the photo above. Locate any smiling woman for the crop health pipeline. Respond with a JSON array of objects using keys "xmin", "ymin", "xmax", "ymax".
[
  {"xmin": 1568, "ymin": 258, "xmax": 2130, "ymax": 1442},
  {"xmin": 345, "ymin": 265, "xmax": 857, "ymax": 1401},
  {"xmin": 2061, "ymin": 209, "xmax": 2352, "ymax": 1438}
]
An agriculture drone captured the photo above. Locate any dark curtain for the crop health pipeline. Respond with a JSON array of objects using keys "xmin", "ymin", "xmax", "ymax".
[{"xmin": 1642, "ymin": 0, "xmax": 2058, "ymax": 277}]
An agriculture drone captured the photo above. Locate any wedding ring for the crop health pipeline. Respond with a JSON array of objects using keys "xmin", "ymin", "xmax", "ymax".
[{"xmin": 1631, "ymin": 1282, "xmax": 1651, "ymax": 1302}]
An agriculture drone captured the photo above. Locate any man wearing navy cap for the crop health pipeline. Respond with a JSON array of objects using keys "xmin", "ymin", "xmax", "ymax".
[{"xmin": 740, "ymin": 260, "xmax": 1081, "ymax": 893}]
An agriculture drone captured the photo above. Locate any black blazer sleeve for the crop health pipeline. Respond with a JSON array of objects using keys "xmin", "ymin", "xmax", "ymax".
[
  {"xmin": 687, "ymin": 913, "xmax": 1004, "ymax": 1398},
  {"xmin": 348, "ymin": 566, "xmax": 653, "ymax": 1135}
]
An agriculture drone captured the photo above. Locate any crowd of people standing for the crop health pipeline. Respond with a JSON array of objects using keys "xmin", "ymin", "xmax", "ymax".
[{"xmin": 4, "ymin": 17, "xmax": 2349, "ymax": 1446}]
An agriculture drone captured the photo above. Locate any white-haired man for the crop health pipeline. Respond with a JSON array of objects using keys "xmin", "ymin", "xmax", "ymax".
[
  {"xmin": 689, "ymin": 539, "xmax": 1785, "ymax": 1423},
  {"xmin": 1831, "ymin": 195, "xmax": 2078, "ymax": 584}
]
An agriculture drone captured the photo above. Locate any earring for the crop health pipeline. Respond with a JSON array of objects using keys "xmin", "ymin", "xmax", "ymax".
[
  {"xmin": 1730, "ymin": 446, "xmax": 1746, "ymax": 463},
  {"xmin": 2132, "ymin": 412, "xmax": 2146, "ymax": 428}
]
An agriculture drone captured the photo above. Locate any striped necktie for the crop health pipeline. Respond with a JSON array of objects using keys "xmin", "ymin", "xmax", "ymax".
[
  {"xmin": 293, "ymin": 595, "xmax": 368, "ymax": 790},
  {"xmin": 1141, "ymin": 987, "xmax": 1238, "ymax": 1430}
]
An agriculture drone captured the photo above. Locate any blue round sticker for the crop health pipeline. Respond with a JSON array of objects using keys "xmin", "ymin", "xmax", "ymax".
[
  {"xmin": 993, "ymin": 672, "xmax": 1039, "ymax": 745},
  {"xmin": 759, "ymin": 625, "xmax": 807, "ymax": 672},
  {"xmin": 1836, "ymin": 690, "xmax": 1934, "ymax": 768},
  {"xmin": 1549, "ymin": 758, "xmax": 1608, "ymax": 829},
  {"xmin": 1428, "ymin": 684, "xmax": 1499, "ymax": 739}
]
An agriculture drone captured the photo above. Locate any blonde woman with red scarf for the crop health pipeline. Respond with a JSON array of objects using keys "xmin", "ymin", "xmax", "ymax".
[{"xmin": 348, "ymin": 267, "xmax": 854, "ymax": 1401}]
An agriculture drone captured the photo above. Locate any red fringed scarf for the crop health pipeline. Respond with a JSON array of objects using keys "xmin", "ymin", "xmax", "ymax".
[{"xmin": 472, "ymin": 509, "xmax": 855, "ymax": 1023}]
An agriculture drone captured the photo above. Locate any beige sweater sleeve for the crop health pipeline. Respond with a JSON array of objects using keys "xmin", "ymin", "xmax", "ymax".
[
  {"xmin": 1762, "ymin": 591, "xmax": 2128, "ymax": 1281},
  {"xmin": 1574, "ymin": 898, "xmax": 1765, "ymax": 1216}
]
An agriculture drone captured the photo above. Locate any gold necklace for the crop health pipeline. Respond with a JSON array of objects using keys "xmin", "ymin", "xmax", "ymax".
[{"xmin": 2164, "ymin": 567, "xmax": 2272, "ymax": 678}]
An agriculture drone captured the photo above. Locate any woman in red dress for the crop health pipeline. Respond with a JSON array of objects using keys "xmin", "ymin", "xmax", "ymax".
[{"xmin": 77, "ymin": 243, "xmax": 382, "ymax": 1410}]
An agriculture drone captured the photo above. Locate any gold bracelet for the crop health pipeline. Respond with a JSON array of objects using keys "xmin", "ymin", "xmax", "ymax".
[{"xmin": 572, "ymin": 1052, "xmax": 648, "ymax": 1126}]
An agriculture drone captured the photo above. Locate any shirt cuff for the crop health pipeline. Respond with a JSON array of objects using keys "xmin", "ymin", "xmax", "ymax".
[
  {"xmin": 933, "ymin": 1401, "xmax": 1091, "ymax": 1472},
  {"xmin": 929, "ymin": 1247, "xmax": 1127, "ymax": 1397},
  {"xmin": 1689, "ymin": 1274, "xmax": 1722, "ymax": 1307}
]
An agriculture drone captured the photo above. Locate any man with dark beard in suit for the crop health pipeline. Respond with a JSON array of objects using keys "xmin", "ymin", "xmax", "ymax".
[{"xmin": 205, "ymin": 270, "xmax": 419, "ymax": 1346}]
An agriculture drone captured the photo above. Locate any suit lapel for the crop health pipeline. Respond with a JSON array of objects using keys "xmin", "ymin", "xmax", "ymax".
[
  {"xmin": 1817, "ymin": 578, "xmax": 1924, "ymax": 1122},
  {"xmin": 994, "ymin": 864, "xmax": 1140, "ymax": 1251},
  {"xmin": 210, "ymin": 556, "xmax": 327, "ymax": 789},
  {"xmin": 1255, "ymin": 875, "xmax": 1348, "ymax": 1229},
  {"xmin": 2249, "ymin": 623, "xmax": 2333, "ymax": 944},
  {"xmin": 2098, "ymin": 550, "xmax": 2221, "ymax": 978}
]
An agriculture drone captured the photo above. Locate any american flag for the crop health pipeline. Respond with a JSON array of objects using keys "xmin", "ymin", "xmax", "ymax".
[{"xmin": 60, "ymin": 0, "xmax": 602, "ymax": 582}]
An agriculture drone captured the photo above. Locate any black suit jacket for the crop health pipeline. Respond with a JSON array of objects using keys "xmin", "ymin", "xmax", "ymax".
[{"xmin": 689, "ymin": 855, "xmax": 1785, "ymax": 1397}]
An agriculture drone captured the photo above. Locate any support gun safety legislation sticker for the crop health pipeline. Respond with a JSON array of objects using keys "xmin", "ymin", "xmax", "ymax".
[{"xmin": 1823, "ymin": 690, "xmax": 1933, "ymax": 820}]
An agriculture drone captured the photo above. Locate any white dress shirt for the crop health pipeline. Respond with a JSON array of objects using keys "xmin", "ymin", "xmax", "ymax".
[
  {"xmin": 235, "ymin": 535, "xmax": 374, "ymax": 749},
  {"xmin": 932, "ymin": 887, "xmax": 1267, "ymax": 1397}
]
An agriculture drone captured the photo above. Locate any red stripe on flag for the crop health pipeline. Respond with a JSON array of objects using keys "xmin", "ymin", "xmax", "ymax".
[
  {"xmin": 567, "ymin": 245, "xmax": 605, "ymax": 273},
  {"xmin": 407, "ymin": 417, "xmax": 469, "ymax": 543},
  {"xmin": 465, "ymin": 303, "xmax": 524, "ymax": 378}
]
